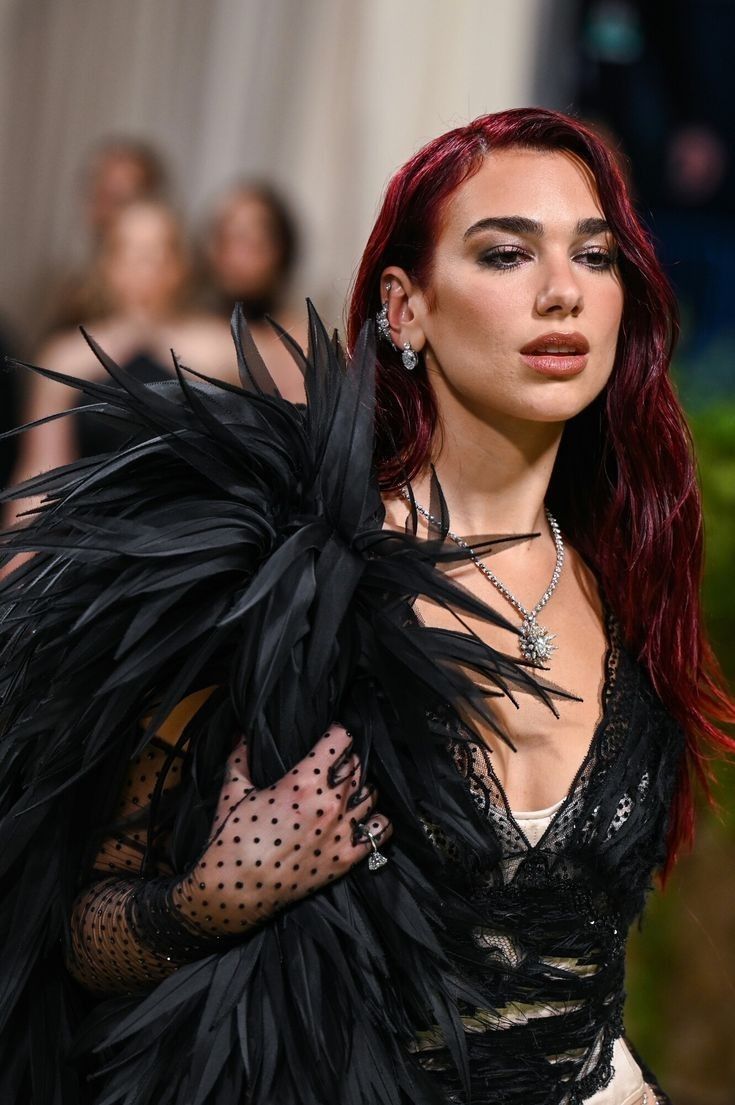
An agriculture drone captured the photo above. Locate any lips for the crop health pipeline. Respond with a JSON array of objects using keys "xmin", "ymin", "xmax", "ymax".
[
  {"xmin": 519, "ymin": 331, "xmax": 590, "ymax": 379},
  {"xmin": 520, "ymin": 331, "xmax": 590, "ymax": 355}
]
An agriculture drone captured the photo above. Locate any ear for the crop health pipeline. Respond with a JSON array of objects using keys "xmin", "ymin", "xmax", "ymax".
[{"xmin": 379, "ymin": 266, "xmax": 428, "ymax": 352}]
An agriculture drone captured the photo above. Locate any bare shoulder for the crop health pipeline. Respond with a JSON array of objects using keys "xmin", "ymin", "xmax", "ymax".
[
  {"xmin": 275, "ymin": 309, "xmax": 309, "ymax": 350},
  {"xmin": 36, "ymin": 327, "xmax": 102, "ymax": 380},
  {"xmin": 172, "ymin": 314, "xmax": 237, "ymax": 380}
]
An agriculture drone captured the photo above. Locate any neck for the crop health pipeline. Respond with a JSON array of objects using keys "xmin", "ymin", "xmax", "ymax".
[
  {"xmin": 409, "ymin": 408, "xmax": 564, "ymax": 540},
  {"xmin": 117, "ymin": 303, "xmax": 179, "ymax": 327},
  {"xmin": 229, "ymin": 292, "xmax": 280, "ymax": 323}
]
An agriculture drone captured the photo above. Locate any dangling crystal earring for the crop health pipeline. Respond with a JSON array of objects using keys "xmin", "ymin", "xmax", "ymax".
[
  {"xmin": 376, "ymin": 280, "xmax": 398, "ymax": 350},
  {"xmin": 402, "ymin": 341, "xmax": 418, "ymax": 371}
]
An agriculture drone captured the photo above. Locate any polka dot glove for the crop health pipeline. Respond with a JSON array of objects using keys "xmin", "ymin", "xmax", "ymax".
[
  {"xmin": 68, "ymin": 715, "xmax": 391, "ymax": 993},
  {"xmin": 170, "ymin": 724, "xmax": 391, "ymax": 936}
]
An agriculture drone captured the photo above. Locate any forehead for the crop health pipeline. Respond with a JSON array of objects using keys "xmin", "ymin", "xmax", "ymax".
[
  {"xmin": 440, "ymin": 148, "xmax": 605, "ymax": 236},
  {"xmin": 219, "ymin": 195, "xmax": 273, "ymax": 232}
]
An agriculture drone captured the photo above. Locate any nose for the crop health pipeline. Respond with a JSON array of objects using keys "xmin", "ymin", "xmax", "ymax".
[{"xmin": 534, "ymin": 259, "xmax": 583, "ymax": 318}]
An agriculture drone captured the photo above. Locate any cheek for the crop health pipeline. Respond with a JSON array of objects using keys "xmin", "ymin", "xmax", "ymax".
[
  {"xmin": 598, "ymin": 283, "xmax": 625, "ymax": 341},
  {"xmin": 431, "ymin": 272, "xmax": 517, "ymax": 352}
]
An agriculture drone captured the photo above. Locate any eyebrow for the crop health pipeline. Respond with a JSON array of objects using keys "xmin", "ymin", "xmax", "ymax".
[{"xmin": 463, "ymin": 216, "xmax": 611, "ymax": 240}]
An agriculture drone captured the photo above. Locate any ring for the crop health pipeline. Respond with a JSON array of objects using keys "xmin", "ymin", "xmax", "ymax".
[{"xmin": 355, "ymin": 823, "xmax": 388, "ymax": 871}]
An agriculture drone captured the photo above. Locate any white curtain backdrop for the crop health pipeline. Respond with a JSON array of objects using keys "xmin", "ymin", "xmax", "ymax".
[{"xmin": 0, "ymin": 0, "xmax": 548, "ymax": 344}]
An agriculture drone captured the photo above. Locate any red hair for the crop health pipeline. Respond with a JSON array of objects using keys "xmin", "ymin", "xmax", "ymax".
[{"xmin": 347, "ymin": 107, "xmax": 735, "ymax": 883}]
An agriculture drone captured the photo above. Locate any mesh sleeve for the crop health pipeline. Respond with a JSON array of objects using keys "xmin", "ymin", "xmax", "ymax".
[
  {"xmin": 67, "ymin": 698, "xmax": 390, "ymax": 995},
  {"xmin": 67, "ymin": 689, "xmax": 216, "ymax": 994}
]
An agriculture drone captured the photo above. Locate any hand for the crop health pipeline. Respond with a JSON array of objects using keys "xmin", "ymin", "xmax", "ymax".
[{"xmin": 171, "ymin": 724, "xmax": 392, "ymax": 935}]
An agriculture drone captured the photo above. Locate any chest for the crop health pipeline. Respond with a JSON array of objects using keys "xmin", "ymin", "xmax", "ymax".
[{"xmin": 411, "ymin": 554, "xmax": 611, "ymax": 812}]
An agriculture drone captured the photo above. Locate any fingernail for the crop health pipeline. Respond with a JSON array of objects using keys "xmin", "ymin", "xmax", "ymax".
[
  {"xmin": 332, "ymin": 760, "xmax": 359, "ymax": 786},
  {"xmin": 346, "ymin": 783, "xmax": 373, "ymax": 810}
]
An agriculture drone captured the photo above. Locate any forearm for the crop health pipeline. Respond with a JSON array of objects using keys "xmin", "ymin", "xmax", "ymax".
[{"xmin": 67, "ymin": 875, "xmax": 218, "ymax": 995}]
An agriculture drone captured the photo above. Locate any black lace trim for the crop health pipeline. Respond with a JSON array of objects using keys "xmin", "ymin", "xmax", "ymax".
[{"xmin": 417, "ymin": 611, "xmax": 684, "ymax": 1104}]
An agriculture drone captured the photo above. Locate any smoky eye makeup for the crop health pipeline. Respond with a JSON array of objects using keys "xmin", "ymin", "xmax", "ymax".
[
  {"xmin": 476, "ymin": 244, "xmax": 531, "ymax": 269},
  {"xmin": 475, "ymin": 238, "xmax": 620, "ymax": 272},
  {"xmin": 575, "ymin": 238, "xmax": 620, "ymax": 269}
]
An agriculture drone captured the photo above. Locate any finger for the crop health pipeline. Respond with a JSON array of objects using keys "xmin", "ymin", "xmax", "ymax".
[
  {"xmin": 315, "ymin": 723, "xmax": 354, "ymax": 760},
  {"xmin": 224, "ymin": 737, "xmax": 254, "ymax": 790},
  {"xmin": 352, "ymin": 813, "xmax": 392, "ymax": 850},
  {"xmin": 230, "ymin": 723, "xmax": 355, "ymax": 794},
  {"xmin": 327, "ymin": 751, "xmax": 360, "ymax": 788},
  {"xmin": 297, "ymin": 723, "xmax": 354, "ymax": 780},
  {"xmin": 345, "ymin": 780, "xmax": 377, "ymax": 814}
]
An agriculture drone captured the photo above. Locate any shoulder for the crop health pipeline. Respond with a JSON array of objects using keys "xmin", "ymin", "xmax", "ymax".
[
  {"xmin": 36, "ymin": 328, "xmax": 103, "ymax": 380},
  {"xmin": 272, "ymin": 309, "xmax": 309, "ymax": 351},
  {"xmin": 172, "ymin": 314, "xmax": 236, "ymax": 379}
]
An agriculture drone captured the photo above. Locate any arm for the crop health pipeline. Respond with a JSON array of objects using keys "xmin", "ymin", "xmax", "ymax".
[
  {"xmin": 7, "ymin": 334, "xmax": 82, "ymax": 520},
  {"xmin": 2, "ymin": 332, "xmax": 87, "ymax": 579},
  {"xmin": 66, "ymin": 689, "xmax": 213, "ymax": 993},
  {"xmin": 67, "ymin": 693, "xmax": 390, "ymax": 995}
]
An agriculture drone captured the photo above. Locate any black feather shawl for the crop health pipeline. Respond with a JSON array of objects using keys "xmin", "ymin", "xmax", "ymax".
[{"xmin": 0, "ymin": 305, "xmax": 571, "ymax": 1105}]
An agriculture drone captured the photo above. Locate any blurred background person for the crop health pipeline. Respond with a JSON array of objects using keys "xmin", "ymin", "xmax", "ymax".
[
  {"xmin": 39, "ymin": 136, "xmax": 170, "ymax": 341},
  {"xmin": 573, "ymin": 0, "xmax": 735, "ymax": 404},
  {"xmin": 0, "ymin": 321, "xmax": 20, "ymax": 491},
  {"xmin": 8, "ymin": 198, "xmax": 235, "ymax": 520},
  {"xmin": 200, "ymin": 180, "xmax": 307, "ymax": 402}
]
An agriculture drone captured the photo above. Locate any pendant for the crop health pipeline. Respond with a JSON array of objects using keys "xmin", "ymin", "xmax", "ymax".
[
  {"xmin": 368, "ymin": 850, "xmax": 388, "ymax": 872},
  {"xmin": 519, "ymin": 616, "xmax": 557, "ymax": 666}
]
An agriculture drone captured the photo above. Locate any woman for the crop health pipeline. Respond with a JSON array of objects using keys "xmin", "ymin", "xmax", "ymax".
[
  {"xmin": 0, "ymin": 108, "xmax": 732, "ymax": 1105},
  {"xmin": 39, "ymin": 136, "xmax": 170, "ymax": 338},
  {"xmin": 11, "ymin": 198, "xmax": 236, "ymax": 490},
  {"xmin": 199, "ymin": 180, "xmax": 307, "ymax": 402}
]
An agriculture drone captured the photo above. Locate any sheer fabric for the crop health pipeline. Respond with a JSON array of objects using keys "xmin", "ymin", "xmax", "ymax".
[
  {"xmin": 418, "ymin": 613, "xmax": 680, "ymax": 1104},
  {"xmin": 68, "ymin": 694, "xmax": 384, "ymax": 994}
]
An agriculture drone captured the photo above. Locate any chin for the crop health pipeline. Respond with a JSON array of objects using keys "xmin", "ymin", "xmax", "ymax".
[
  {"xmin": 521, "ymin": 383, "xmax": 609, "ymax": 423},
  {"xmin": 501, "ymin": 395, "xmax": 602, "ymax": 425}
]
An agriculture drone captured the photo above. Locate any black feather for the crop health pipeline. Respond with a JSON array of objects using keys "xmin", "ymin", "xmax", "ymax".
[{"xmin": 0, "ymin": 304, "xmax": 574, "ymax": 1104}]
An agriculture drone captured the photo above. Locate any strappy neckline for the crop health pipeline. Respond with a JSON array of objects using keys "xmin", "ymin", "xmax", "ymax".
[{"xmin": 481, "ymin": 608, "xmax": 621, "ymax": 852}]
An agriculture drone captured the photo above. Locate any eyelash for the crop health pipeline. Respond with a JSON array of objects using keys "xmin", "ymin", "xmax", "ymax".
[{"xmin": 478, "ymin": 245, "xmax": 617, "ymax": 272}]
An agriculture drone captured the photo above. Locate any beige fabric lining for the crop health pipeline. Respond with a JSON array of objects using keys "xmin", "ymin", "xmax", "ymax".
[{"xmin": 506, "ymin": 803, "xmax": 646, "ymax": 1105}]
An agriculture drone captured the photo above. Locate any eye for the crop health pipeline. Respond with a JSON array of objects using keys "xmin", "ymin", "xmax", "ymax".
[
  {"xmin": 574, "ymin": 246, "xmax": 617, "ymax": 271},
  {"xmin": 477, "ymin": 246, "xmax": 531, "ymax": 270}
]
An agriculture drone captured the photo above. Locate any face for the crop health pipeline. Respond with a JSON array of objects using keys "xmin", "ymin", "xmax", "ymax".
[
  {"xmin": 87, "ymin": 152, "xmax": 152, "ymax": 235},
  {"xmin": 101, "ymin": 203, "xmax": 188, "ymax": 312},
  {"xmin": 207, "ymin": 194, "xmax": 283, "ymax": 298},
  {"xmin": 388, "ymin": 148, "xmax": 624, "ymax": 429}
]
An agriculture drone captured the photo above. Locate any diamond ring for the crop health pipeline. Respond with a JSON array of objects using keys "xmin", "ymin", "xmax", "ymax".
[{"xmin": 356, "ymin": 823, "xmax": 388, "ymax": 872}]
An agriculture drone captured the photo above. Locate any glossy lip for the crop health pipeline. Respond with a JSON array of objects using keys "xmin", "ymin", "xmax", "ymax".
[
  {"xmin": 520, "ymin": 331, "xmax": 590, "ymax": 379},
  {"xmin": 520, "ymin": 331, "xmax": 590, "ymax": 355},
  {"xmin": 521, "ymin": 352, "xmax": 589, "ymax": 378}
]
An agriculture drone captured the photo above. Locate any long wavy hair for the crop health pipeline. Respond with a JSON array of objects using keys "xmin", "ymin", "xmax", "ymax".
[{"xmin": 347, "ymin": 107, "xmax": 735, "ymax": 883}]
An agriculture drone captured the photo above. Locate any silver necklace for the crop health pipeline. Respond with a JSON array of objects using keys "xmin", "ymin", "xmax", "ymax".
[{"xmin": 400, "ymin": 489, "xmax": 564, "ymax": 667}]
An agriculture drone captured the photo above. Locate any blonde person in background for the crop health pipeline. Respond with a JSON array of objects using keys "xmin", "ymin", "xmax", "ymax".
[
  {"xmin": 39, "ymin": 136, "xmax": 170, "ymax": 340},
  {"xmin": 10, "ymin": 199, "xmax": 235, "ymax": 519}
]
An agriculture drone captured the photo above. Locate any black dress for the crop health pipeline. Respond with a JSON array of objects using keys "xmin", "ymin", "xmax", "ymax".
[
  {"xmin": 0, "ymin": 307, "xmax": 683, "ymax": 1105},
  {"xmin": 415, "ymin": 612, "xmax": 681, "ymax": 1103}
]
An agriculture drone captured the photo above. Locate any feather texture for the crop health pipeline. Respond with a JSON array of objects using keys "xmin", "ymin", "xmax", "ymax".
[{"xmin": 0, "ymin": 304, "xmax": 574, "ymax": 1104}]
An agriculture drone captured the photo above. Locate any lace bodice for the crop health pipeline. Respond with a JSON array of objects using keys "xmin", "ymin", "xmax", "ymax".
[{"xmin": 418, "ymin": 613, "xmax": 683, "ymax": 1105}]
